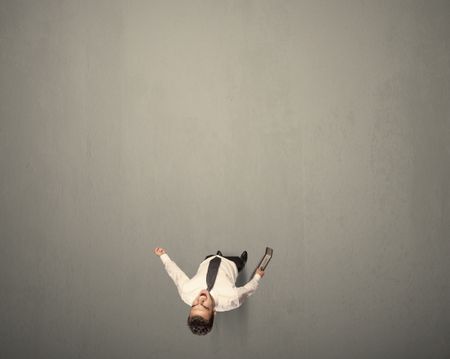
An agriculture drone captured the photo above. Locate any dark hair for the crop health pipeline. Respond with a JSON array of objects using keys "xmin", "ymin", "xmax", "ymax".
[{"xmin": 187, "ymin": 314, "xmax": 214, "ymax": 335}]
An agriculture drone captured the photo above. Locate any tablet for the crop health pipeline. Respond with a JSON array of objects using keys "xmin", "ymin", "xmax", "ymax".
[{"xmin": 257, "ymin": 247, "xmax": 273, "ymax": 271}]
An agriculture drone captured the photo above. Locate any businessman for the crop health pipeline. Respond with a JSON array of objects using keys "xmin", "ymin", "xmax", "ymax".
[{"xmin": 154, "ymin": 247, "xmax": 265, "ymax": 335}]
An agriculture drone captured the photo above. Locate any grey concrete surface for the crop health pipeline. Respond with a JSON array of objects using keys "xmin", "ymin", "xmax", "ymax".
[{"xmin": 1, "ymin": 1, "xmax": 449, "ymax": 358}]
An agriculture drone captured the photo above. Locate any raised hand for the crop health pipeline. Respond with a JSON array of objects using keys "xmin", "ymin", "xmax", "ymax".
[
  {"xmin": 154, "ymin": 247, "xmax": 166, "ymax": 256},
  {"xmin": 256, "ymin": 267, "xmax": 265, "ymax": 278}
]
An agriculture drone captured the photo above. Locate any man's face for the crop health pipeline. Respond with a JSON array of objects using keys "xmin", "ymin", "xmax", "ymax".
[{"xmin": 190, "ymin": 289, "xmax": 215, "ymax": 320}]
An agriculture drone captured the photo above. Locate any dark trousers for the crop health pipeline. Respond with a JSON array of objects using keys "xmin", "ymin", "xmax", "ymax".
[{"xmin": 205, "ymin": 254, "xmax": 246, "ymax": 273}]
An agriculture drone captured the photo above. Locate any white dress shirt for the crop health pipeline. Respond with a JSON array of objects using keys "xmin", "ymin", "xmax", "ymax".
[{"xmin": 159, "ymin": 254, "xmax": 262, "ymax": 312}]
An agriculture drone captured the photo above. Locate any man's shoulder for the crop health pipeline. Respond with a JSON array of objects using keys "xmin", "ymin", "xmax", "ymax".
[
  {"xmin": 211, "ymin": 288, "xmax": 241, "ymax": 312},
  {"xmin": 214, "ymin": 301, "xmax": 241, "ymax": 312}
]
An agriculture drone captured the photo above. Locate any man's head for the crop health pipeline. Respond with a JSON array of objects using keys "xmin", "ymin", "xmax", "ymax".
[{"xmin": 187, "ymin": 290, "xmax": 216, "ymax": 335}]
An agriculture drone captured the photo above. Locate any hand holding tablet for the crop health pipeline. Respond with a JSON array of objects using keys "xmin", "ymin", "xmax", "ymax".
[{"xmin": 254, "ymin": 247, "xmax": 273, "ymax": 278}]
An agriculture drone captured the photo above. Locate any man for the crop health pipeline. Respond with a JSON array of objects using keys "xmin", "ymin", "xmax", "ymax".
[{"xmin": 154, "ymin": 247, "xmax": 265, "ymax": 335}]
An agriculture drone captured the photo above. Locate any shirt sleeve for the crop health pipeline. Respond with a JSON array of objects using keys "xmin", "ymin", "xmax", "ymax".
[
  {"xmin": 236, "ymin": 273, "xmax": 262, "ymax": 305},
  {"xmin": 159, "ymin": 254, "xmax": 190, "ymax": 296}
]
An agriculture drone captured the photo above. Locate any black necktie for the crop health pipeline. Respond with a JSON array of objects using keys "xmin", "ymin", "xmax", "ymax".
[{"xmin": 206, "ymin": 256, "xmax": 221, "ymax": 291}]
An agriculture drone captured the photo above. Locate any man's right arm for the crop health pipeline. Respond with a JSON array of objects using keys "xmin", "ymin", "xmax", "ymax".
[{"xmin": 236, "ymin": 268, "xmax": 265, "ymax": 305}]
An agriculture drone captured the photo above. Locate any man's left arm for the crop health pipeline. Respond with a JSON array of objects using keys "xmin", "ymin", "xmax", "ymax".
[{"xmin": 154, "ymin": 247, "xmax": 190, "ymax": 295}]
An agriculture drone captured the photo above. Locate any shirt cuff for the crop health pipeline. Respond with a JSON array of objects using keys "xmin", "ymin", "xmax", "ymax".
[
  {"xmin": 254, "ymin": 273, "xmax": 262, "ymax": 281},
  {"xmin": 160, "ymin": 253, "xmax": 170, "ymax": 264}
]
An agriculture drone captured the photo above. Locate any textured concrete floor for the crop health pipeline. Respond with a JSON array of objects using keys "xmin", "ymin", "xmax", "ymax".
[{"xmin": 1, "ymin": 1, "xmax": 449, "ymax": 358}]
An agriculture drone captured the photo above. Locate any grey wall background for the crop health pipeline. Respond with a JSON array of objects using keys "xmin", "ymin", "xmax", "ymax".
[{"xmin": 1, "ymin": 1, "xmax": 449, "ymax": 358}]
